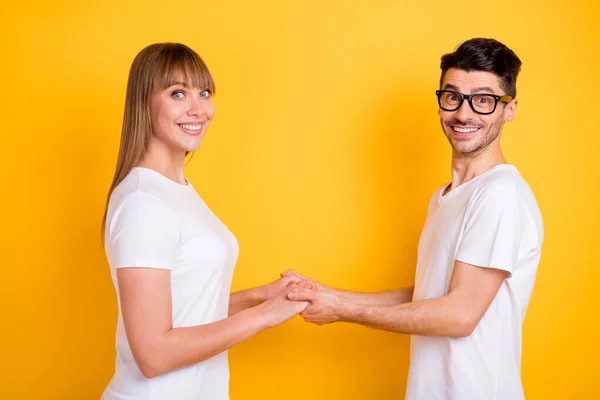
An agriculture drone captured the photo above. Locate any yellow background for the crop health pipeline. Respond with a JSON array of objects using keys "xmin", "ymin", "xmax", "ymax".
[{"xmin": 1, "ymin": 0, "xmax": 598, "ymax": 398}]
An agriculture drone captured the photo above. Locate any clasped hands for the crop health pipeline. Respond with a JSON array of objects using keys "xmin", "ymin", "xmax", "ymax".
[{"xmin": 278, "ymin": 269, "xmax": 344, "ymax": 326}]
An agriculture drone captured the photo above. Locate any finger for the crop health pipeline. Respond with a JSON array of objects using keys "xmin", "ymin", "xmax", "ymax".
[
  {"xmin": 298, "ymin": 279, "xmax": 309, "ymax": 288},
  {"xmin": 281, "ymin": 270, "xmax": 295, "ymax": 277},
  {"xmin": 285, "ymin": 283, "xmax": 300, "ymax": 293},
  {"xmin": 288, "ymin": 288, "xmax": 318, "ymax": 302},
  {"xmin": 285, "ymin": 280, "xmax": 299, "ymax": 288},
  {"xmin": 300, "ymin": 280, "xmax": 317, "ymax": 291},
  {"xmin": 300, "ymin": 315, "xmax": 311, "ymax": 323},
  {"xmin": 301, "ymin": 315, "xmax": 319, "ymax": 325},
  {"xmin": 297, "ymin": 300, "xmax": 310, "ymax": 312},
  {"xmin": 284, "ymin": 276, "xmax": 301, "ymax": 286}
]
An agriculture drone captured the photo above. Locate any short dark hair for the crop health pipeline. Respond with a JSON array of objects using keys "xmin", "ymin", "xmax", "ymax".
[{"xmin": 440, "ymin": 38, "xmax": 522, "ymax": 97}]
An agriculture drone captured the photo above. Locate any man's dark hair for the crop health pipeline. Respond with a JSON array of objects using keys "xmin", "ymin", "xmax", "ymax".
[{"xmin": 440, "ymin": 38, "xmax": 522, "ymax": 97}]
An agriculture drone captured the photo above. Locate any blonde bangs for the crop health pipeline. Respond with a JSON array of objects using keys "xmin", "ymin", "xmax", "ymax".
[{"xmin": 153, "ymin": 45, "xmax": 215, "ymax": 93}]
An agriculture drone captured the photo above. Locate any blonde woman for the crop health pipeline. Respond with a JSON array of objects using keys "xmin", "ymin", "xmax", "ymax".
[{"xmin": 101, "ymin": 43, "xmax": 311, "ymax": 400}]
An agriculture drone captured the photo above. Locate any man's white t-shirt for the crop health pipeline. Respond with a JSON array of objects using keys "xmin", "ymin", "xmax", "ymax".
[
  {"xmin": 102, "ymin": 167, "xmax": 239, "ymax": 400},
  {"xmin": 406, "ymin": 164, "xmax": 543, "ymax": 400}
]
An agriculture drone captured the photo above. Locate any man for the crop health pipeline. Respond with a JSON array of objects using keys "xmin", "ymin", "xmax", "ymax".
[{"xmin": 286, "ymin": 38, "xmax": 544, "ymax": 400}]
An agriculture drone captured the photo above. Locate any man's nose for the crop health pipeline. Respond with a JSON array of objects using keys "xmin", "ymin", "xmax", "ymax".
[{"xmin": 454, "ymin": 98, "xmax": 477, "ymax": 121}]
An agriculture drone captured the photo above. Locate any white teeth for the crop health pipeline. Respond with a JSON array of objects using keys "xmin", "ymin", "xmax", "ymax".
[
  {"xmin": 453, "ymin": 127, "xmax": 479, "ymax": 133},
  {"xmin": 179, "ymin": 124, "xmax": 202, "ymax": 131}
]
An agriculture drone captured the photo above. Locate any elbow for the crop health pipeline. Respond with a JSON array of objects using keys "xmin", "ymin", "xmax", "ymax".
[
  {"xmin": 451, "ymin": 316, "xmax": 478, "ymax": 338},
  {"xmin": 452, "ymin": 324, "xmax": 475, "ymax": 338},
  {"xmin": 132, "ymin": 346, "xmax": 169, "ymax": 379},
  {"xmin": 138, "ymin": 361, "xmax": 163, "ymax": 379},
  {"xmin": 136, "ymin": 355, "xmax": 165, "ymax": 379}
]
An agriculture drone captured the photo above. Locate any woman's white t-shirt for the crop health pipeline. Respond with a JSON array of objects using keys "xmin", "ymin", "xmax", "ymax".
[{"xmin": 102, "ymin": 167, "xmax": 239, "ymax": 400}]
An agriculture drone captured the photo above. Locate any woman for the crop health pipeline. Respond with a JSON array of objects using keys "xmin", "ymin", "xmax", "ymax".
[{"xmin": 101, "ymin": 43, "xmax": 311, "ymax": 400}]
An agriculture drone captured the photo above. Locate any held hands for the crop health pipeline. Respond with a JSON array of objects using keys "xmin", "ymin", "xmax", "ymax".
[
  {"xmin": 259, "ymin": 270, "xmax": 343, "ymax": 328},
  {"xmin": 281, "ymin": 270, "xmax": 329, "ymax": 292},
  {"xmin": 260, "ymin": 285, "xmax": 310, "ymax": 328},
  {"xmin": 261, "ymin": 273, "xmax": 307, "ymax": 300},
  {"xmin": 259, "ymin": 275, "xmax": 318, "ymax": 329},
  {"xmin": 283, "ymin": 270, "xmax": 344, "ymax": 326}
]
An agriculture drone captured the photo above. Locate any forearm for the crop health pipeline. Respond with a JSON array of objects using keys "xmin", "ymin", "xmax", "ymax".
[
  {"xmin": 229, "ymin": 286, "xmax": 266, "ymax": 316},
  {"xmin": 335, "ymin": 286, "xmax": 414, "ymax": 306},
  {"xmin": 141, "ymin": 304, "xmax": 268, "ymax": 377},
  {"xmin": 340, "ymin": 294, "xmax": 472, "ymax": 337}
]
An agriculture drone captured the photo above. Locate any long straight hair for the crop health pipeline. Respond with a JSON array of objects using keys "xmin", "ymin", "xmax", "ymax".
[{"xmin": 102, "ymin": 43, "xmax": 215, "ymax": 234}]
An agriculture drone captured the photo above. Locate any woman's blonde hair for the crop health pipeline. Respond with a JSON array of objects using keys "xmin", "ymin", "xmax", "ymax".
[{"xmin": 102, "ymin": 43, "xmax": 215, "ymax": 233}]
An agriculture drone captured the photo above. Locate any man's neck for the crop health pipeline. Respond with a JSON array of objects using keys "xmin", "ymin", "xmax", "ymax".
[{"xmin": 447, "ymin": 145, "xmax": 507, "ymax": 194}]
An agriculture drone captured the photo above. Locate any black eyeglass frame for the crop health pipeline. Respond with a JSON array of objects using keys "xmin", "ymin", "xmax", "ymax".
[{"xmin": 435, "ymin": 90, "xmax": 513, "ymax": 115}]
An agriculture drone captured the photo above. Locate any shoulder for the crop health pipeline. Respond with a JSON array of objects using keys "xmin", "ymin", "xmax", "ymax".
[
  {"xmin": 109, "ymin": 168, "xmax": 186, "ymax": 214},
  {"xmin": 473, "ymin": 165, "xmax": 540, "ymax": 208},
  {"xmin": 470, "ymin": 165, "xmax": 544, "ymax": 237},
  {"xmin": 112, "ymin": 168, "xmax": 176, "ymax": 202},
  {"xmin": 106, "ymin": 170, "xmax": 180, "ymax": 237},
  {"xmin": 471, "ymin": 165, "xmax": 527, "ymax": 201},
  {"xmin": 105, "ymin": 190, "xmax": 181, "ymax": 246},
  {"xmin": 110, "ymin": 190, "xmax": 177, "ymax": 227}
]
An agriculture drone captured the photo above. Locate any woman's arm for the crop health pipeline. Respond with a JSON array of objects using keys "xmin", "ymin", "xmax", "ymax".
[{"xmin": 117, "ymin": 267, "xmax": 307, "ymax": 378}]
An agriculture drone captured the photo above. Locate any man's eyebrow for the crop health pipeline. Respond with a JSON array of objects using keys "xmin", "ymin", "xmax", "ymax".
[
  {"xmin": 443, "ymin": 83, "xmax": 459, "ymax": 91},
  {"xmin": 442, "ymin": 84, "xmax": 497, "ymax": 94},
  {"xmin": 472, "ymin": 86, "xmax": 495, "ymax": 93}
]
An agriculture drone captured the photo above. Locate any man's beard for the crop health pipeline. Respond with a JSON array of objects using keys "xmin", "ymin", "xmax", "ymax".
[{"xmin": 444, "ymin": 118, "xmax": 504, "ymax": 155}]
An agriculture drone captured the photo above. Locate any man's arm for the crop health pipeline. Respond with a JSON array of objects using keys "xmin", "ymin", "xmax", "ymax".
[
  {"xmin": 288, "ymin": 261, "xmax": 507, "ymax": 337},
  {"xmin": 281, "ymin": 270, "xmax": 414, "ymax": 306},
  {"xmin": 336, "ymin": 287, "xmax": 414, "ymax": 306}
]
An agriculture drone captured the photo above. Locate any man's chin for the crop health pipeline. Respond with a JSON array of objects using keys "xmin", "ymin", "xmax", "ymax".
[{"xmin": 449, "ymin": 139, "xmax": 481, "ymax": 155}]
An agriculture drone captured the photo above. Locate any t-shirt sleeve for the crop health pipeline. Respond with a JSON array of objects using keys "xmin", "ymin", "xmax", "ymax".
[
  {"xmin": 107, "ymin": 192, "xmax": 180, "ymax": 270},
  {"xmin": 455, "ymin": 185, "xmax": 521, "ymax": 275}
]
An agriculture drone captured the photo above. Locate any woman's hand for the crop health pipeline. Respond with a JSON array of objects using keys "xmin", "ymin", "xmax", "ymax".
[
  {"xmin": 280, "ymin": 269, "xmax": 329, "ymax": 292},
  {"xmin": 258, "ymin": 285, "xmax": 310, "ymax": 328}
]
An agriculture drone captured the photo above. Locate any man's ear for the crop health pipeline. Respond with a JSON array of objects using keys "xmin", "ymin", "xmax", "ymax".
[{"xmin": 504, "ymin": 99, "xmax": 518, "ymax": 122}]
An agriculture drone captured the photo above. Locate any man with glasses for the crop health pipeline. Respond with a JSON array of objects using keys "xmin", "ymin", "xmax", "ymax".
[{"xmin": 285, "ymin": 38, "xmax": 544, "ymax": 400}]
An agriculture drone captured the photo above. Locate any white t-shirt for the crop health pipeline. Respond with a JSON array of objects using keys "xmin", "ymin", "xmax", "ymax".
[
  {"xmin": 102, "ymin": 167, "xmax": 239, "ymax": 400},
  {"xmin": 406, "ymin": 164, "xmax": 543, "ymax": 400}
]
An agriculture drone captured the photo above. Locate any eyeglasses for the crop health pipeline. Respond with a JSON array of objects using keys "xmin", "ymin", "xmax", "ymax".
[{"xmin": 436, "ymin": 90, "xmax": 513, "ymax": 115}]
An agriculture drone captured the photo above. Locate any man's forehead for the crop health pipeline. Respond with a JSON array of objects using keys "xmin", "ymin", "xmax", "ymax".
[{"xmin": 442, "ymin": 69, "xmax": 502, "ymax": 92}]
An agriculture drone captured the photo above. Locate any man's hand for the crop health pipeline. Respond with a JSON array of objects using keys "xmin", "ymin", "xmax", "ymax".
[
  {"xmin": 281, "ymin": 269, "xmax": 330, "ymax": 292},
  {"xmin": 287, "ymin": 286, "xmax": 344, "ymax": 325}
]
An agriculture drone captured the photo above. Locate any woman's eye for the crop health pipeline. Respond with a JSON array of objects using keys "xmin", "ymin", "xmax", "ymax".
[
  {"xmin": 200, "ymin": 89, "xmax": 211, "ymax": 98},
  {"xmin": 171, "ymin": 91, "xmax": 185, "ymax": 99}
]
